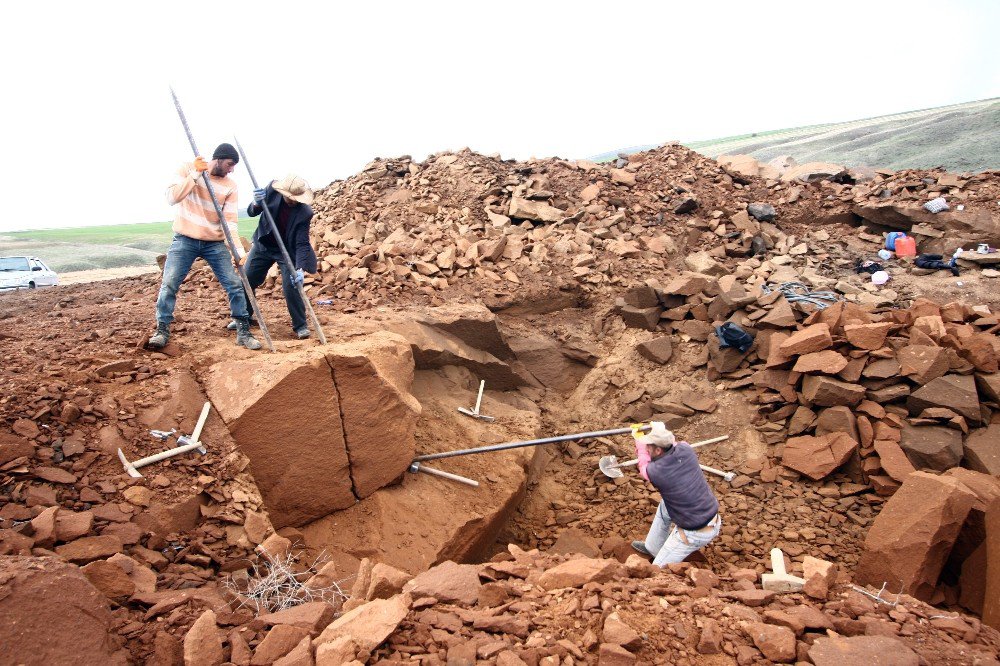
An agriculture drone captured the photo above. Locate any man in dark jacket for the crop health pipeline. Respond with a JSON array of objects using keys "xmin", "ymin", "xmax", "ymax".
[
  {"xmin": 230, "ymin": 174, "xmax": 318, "ymax": 339},
  {"xmin": 629, "ymin": 422, "xmax": 722, "ymax": 565}
]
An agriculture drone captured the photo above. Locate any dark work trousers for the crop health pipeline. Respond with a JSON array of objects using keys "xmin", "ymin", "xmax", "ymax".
[{"xmin": 242, "ymin": 244, "xmax": 306, "ymax": 331}]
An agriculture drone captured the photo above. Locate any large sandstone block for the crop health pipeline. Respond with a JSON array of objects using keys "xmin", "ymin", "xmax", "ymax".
[
  {"xmin": 329, "ymin": 335, "xmax": 423, "ymax": 500},
  {"xmin": 984, "ymin": 498, "xmax": 1000, "ymax": 630},
  {"xmin": 907, "ymin": 374, "xmax": 981, "ymax": 425},
  {"xmin": 0, "ymin": 556, "xmax": 128, "ymax": 665},
  {"xmin": 856, "ymin": 471, "xmax": 976, "ymax": 602},
  {"xmin": 899, "ymin": 423, "xmax": 963, "ymax": 471},
  {"xmin": 203, "ymin": 333, "xmax": 420, "ymax": 529}
]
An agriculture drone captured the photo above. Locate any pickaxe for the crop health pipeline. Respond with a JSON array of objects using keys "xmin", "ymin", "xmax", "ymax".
[{"xmin": 118, "ymin": 402, "xmax": 211, "ymax": 478}]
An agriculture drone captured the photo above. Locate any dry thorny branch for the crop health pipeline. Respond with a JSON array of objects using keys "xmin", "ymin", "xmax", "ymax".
[{"xmin": 225, "ymin": 548, "xmax": 352, "ymax": 615}]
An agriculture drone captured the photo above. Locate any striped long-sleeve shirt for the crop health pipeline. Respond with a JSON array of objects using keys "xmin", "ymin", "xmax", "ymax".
[{"xmin": 166, "ymin": 162, "xmax": 240, "ymax": 246}]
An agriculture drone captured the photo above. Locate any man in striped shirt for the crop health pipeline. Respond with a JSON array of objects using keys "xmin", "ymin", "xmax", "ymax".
[{"xmin": 147, "ymin": 143, "xmax": 261, "ymax": 350}]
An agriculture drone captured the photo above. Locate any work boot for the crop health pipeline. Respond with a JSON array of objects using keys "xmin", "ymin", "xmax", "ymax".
[
  {"xmin": 226, "ymin": 317, "xmax": 258, "ymax": 331},
  {"xmin": 147, "ymin": 322, "xmax": 170, "ymax": 349},
  {"xmin": 235, "ymin": 318, "xmax": 262, "ymax": 350},
  {"xmin": 631, "ymin": 540, "xmax": 652, "ymax": 557},
  {"xmin": 295, "ymin": 326, "xmax": 310, "ymax": 340}
]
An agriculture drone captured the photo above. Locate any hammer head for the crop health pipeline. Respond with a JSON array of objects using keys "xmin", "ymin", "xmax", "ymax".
[
  {"xmin": 723, "ymin": 471, "xmax": 736, "ymax": 482},
  {"xmin": 117, "ymin": 448, "xmax": 143, "ymax": 478},
  {"xmin": 176, "ymin": 435, "xmax": 207, "ymax": 455}
]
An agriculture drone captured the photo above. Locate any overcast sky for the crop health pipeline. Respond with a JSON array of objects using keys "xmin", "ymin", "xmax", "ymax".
[{"xmin": 2, "ymin": 0, "xmax": 998, "ymax": 233}]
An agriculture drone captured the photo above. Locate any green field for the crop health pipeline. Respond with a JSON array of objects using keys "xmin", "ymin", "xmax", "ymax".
[{"xmin": 0, "ymin": 218, "xmax": 260, "ymax": 273}]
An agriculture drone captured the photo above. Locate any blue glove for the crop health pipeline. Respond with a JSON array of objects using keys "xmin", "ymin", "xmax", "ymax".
[
  {"xmin": 291, "ymin": 268, "xmax": 304, "ymax": 287},
  {"xmin": 252, "ymin": 188, "xmax": 266, "ymax": 204}
]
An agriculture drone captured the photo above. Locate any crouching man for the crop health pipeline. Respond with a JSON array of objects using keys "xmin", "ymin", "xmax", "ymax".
[{"xmin": 630, "ymin": 422, "xmax": 722, "ymax": 565}]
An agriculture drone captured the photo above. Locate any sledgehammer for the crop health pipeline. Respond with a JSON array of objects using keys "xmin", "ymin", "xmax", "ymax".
[{"xmin": 118, "ymin": 402, "xmax": 211, "ymax": 478}]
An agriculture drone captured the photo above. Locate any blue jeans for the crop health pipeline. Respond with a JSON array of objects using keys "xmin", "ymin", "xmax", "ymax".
[
  {"xmin": 155, "ymin": 234, "xmax": 247, "ymax": 325},
  {"xmin": 243, "ymin": 244, "xmax": 306, "ymax": 331},
  {"xmin": 644, "ymin": 501, "xmax": 721, "ymax": 566}
]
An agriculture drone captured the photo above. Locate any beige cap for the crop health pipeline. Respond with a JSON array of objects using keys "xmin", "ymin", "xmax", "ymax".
[
  {"xmin": 272, "ymin": 174, "xmax": 314, "ymax": 205},
  {"xmin": 636, "ymin": 421, "xmax": 676, "ymax": 449}
]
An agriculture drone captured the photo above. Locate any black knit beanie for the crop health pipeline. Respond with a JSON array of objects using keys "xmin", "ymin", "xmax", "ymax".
[{"xmin": 212, "ymin": 143, "xmax": 239, "ymax": 163}]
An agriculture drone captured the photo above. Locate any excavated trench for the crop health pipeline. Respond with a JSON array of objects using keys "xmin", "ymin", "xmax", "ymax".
[{"xmin": 185, "ymin": 288, "xmax": 758, "ymax": 579}]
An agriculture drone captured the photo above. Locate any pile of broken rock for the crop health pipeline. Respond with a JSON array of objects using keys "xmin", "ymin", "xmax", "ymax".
[
  {"xmin": 616, "ymin": 274, "xmax": 1000, "ymax": 619},
  {"xmin": 170, "ymin": 544, "xmax": 1000, "ymax": 665}
]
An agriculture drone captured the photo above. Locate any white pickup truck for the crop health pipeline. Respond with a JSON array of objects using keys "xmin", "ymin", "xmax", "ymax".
[{"xmin": 0, "ymin": 256, "xmax": 60, "ymax": 291}]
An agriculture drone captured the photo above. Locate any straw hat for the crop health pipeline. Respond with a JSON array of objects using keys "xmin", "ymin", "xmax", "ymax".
[{"xmin": 272, "ymin": 174, "xmax": 314, "ymax": 205}]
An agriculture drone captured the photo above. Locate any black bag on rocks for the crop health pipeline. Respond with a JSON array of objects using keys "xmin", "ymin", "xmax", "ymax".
[{"xmin": 715, "ymin": 322, "xmax": 754, "ymax": 353}]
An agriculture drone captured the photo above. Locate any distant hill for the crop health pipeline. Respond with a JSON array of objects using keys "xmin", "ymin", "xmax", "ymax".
[{"xmin": 593, "ymin": 98, "xmax": 1000, "ymax": 173}]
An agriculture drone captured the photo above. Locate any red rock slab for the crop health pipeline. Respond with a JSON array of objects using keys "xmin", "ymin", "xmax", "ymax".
[
  {"xmin": 0, "ymin": 432, "xmax": 34, "ymax": 465},
  {"xmin": 782, "ymin": 433, "xmax": 856, "ymax": 480},
  {"xmin": 801, "ymin": 375, "xmax": 865, "ymax": 407},
  {"xmin": 899, "ymin": 423, "xmax": 963, "ymax": 472},
  {"xmin": 403, "ymin": 560, "xmax": 482, "ymax": 605},
  {"xmin": 537, "ymin": 557, "xmax": 622, "ymax": 591},
  {"xmin": 54, "ymin": 535, "xmax": 124, "ymax": 564},
  {"xmin": 983, "ymin": 498, "xmax": 1000, "ymax": 630},
  {"xmin": 907, "ymin": 374, "xmax": 981, "ymax": 425},
  {"xmin": 963, "ymin": 423, "xmax": 1000, "ymax": 477},
  {"xmin": 183, "ymin": 609, "xmax": 224, "ymax": 666},
  {"xmin": 792, "ymin": 350, "xmax": 848, "ymax": 374},
  {"xmin": 898, "ymin": 346, "xmax": 949, "ymax": 384},
  {"xmin": 327, "ymin": 334, "xmax": 421, "ymax": 499},
  {"xmin": 204, "ymin": 350, "xmax": 354, "ymax": 529},
  {"xmin": 0, "ymin": 556, "xmax": 128, "ymax": 665},
  {"xmin": 779, "ymin": 323, "xmax": 833, "ymax": 356},
  {"xmin": 313, "ymin": 594, "xmax": 410, "ymax": 653},
  {"xmin": 746, "ymin": 622, "xmax": 796, "ymax": 662},
  {"xmin": 856, "ymin": 471, "xmax": 976, "ymax": 602},
  {"xmin": 873, "ymin": 440, "xmax": 917, "ymax": 482},
  {"xmin": 33, "ymin": 466, "xmax": 77, "ymax": 484},
  {"xmin": 843, "ymin": 322, "xmax": 894, "ymax": 350},
  {"xmin": 808, "ymin": 635, "xmax": 918, "ymax": 666},
  {"xmin": 256, "ymin": 601, "xmax": 336, "ymax": 633}
]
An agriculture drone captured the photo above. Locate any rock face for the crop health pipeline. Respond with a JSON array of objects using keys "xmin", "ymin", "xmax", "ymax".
[
  {"xmin": 389, "ymin": 320, "xmax": 528, "ymax": 390},
  {"xmin": 402, "ymin": 561, "xmax": 482, "ymax": 605},
  {"xmin": 779, "ymin": 323, "xmax": 832, "ymax": 356},
  {"xmin": 984, "ymin": 498, "xmax": 1000, "ymax": 630},
  {"xmin": 801, "ymin": 375, "xmax": 865, "ymax": 407},
  {"xmin": 184, "ymin": 609, "xmax": 224, "ymax": 666},
  {"xmin": 314, "ymin": 594, "xmax": 411, "ymax": 653},
  {"xmin": 537, "ymin": 557, "xmax": 622, "ymax": 591},
  {"xmin": 0, "ymin": 556, "xmax": 127, "ymax": 665},
  {"xmin": 899, "ymin": 423, "xmax": 963, "ymax": 471},
  {"xmin": 856, "ymin": 472, "xmax": 976, "ymax": 601},
  {"xmin": 907, "ymin": 374, "xmax": 981, "ymax": 425},
  {"xmin": 898, "ymin": 346, "xmax": 950, "ymax": 384},
  {"xmin": 781, "ymin": 433, "xmax": 856, "ymax": 480},
  {"xmin": 203, "ymin": 333, "xmax": 421, "ymax": 529},
  {"xmin": 964, "ymin": 423, "xmax": 1000, "ymax": 476}
]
